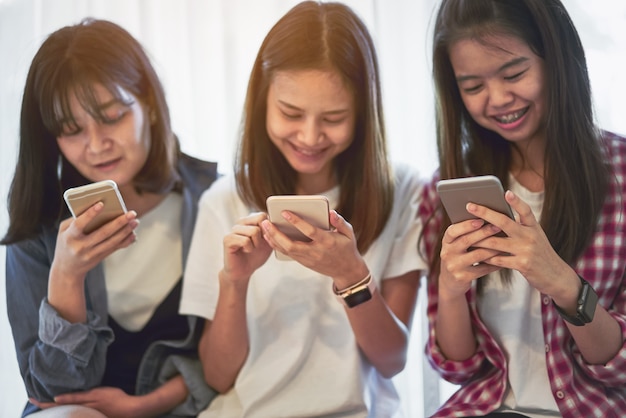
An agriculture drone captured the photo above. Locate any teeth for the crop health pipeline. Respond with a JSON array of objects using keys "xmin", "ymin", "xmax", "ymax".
[
  {"xmin": 495, "ymin": 109, "xmax": 526, "ymax": 124},
  {"xmin": 295, "ymin": 146, "xmax": 322, "ymax": 155}
]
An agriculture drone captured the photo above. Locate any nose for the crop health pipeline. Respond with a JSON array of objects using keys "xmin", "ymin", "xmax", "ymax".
[
  {"xmin": 84, "ymin": 123, "xmax": 110, "ymax": 154},
  {"xmin": 487, "ymin": 81, "xmax": 514, "ymax": 109},
  {"xmin": 297, "ymin": 117, "xmax": 324, "ymax": 145}
]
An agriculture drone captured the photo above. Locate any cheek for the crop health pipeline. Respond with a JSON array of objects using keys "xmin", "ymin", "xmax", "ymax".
[
  {"xmin": 56, "ymin": 139, "xmax": 82, "ymax": 166},
  {"xmin": 460, "ymin": 95, "xmax": 484, "ymax": 120},
  {"xmin": 266, "ymin": 113, "xmax": 294, "ymax": 142}
]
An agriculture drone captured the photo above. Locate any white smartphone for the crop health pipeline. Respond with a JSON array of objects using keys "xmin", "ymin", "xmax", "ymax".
[
  {"xmin": 436, "ymin": 175, "xmax": 514, "ymax": 224},
  {"xmin": 266, "ymin": 195, "xmax": 330, "ymax": 261},
  {"xmin": 63, "ymin": 180, "xmax": 128, "ymax": 234}
]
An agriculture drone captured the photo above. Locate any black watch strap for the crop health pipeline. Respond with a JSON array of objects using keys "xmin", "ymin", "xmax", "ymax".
[{"xmin": 553, "ymin": 275, "xmax": 598, "ymax": 326}]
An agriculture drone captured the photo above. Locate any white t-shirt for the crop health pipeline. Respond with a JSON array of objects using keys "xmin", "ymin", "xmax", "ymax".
[
  {"xmin": 478, "ymin": 176, "xmax": 560, "ymax": 417},
  {"xmin": 104, "ymin": 192, "xmax": 183, "ymax": 331},
  {"xmin": 180, "ymin": 163, "xmax": 427, "ymax": 418}
]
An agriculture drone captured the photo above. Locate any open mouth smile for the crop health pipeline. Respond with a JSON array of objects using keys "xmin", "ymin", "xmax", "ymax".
[{"xmin": 493, "ymin": 108, "xmax": 528, "ymax": 124}]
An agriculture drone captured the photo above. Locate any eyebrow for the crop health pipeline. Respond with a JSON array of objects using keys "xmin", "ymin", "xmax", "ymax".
[
  {"xmin": 456, "ymin": 56, "xmax": 530, "ymax": 83},
  {"xmin": 277, "ymin": 100, "xmax": 350, "ymax": 116},
  {"xmin": 56, "ymin": 98, "xmax": 126, "ymax": 125}
]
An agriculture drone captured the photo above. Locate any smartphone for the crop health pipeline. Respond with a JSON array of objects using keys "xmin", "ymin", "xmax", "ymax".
[
  {"xmin": 63, "ymin": 180, "xmax": 128, "ymax": 234},
  {"xmin": 266, "ymin": 195, "xmax": 330, "ymax": 260},
  {"xmin": 436, "ymin": 175, "xmax": 514, "ymax": 223}
]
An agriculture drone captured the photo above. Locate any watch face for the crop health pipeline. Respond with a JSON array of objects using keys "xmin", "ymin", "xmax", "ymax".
[
  {"xmin": 344, "ymin": 288, "xmax": 372, "ymax": 308},
  {"xmin": 577, "ymin": 280, "xmax": 599, "ymax": 323}
]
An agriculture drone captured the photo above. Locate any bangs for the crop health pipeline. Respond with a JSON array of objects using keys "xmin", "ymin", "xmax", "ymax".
[{"xmin": 41, "ymin": 66, "xmax": 135, "ymax": 137}]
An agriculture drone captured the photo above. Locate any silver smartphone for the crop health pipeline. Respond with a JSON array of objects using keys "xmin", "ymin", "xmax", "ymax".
[
  {"xmin": 266, "ymin": 195, "xmax": 330, "ymax": 261},
  {"xmin": 436, "ymin": 175, "xmax": 514, "ymax": 223},
  {"xmin": 63, "ymin": 180, "xmax": 128, "ymax": 234}
]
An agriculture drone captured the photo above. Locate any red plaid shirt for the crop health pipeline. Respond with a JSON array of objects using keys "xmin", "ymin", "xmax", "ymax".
[{"xmin": 420, "ymin": 132, "xmax": 626, "ymax": 418}]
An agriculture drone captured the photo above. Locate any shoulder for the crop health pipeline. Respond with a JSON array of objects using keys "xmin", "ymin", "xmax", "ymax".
[
  {"xmin": 177, "ymin": 153, "xmax": 219, "ymax": 197},
  {"xmin": 391, "ymin": 161, "xmax": 426, "ymax": 194},
  {"xmin": 601, "ymin": 130, "xmax": 626, "ymax": 160},
  {"xmin": 600, "ymin": 130, "xmax": 626, "ymax": 185},
  {"xmin": 198, "ymin": 174, "xmax": 239, "ymax": 210}
]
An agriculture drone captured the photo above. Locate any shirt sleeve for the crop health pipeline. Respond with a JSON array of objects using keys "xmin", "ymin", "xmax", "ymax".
[
  {"xmin": 424, "ymin": 279, "xmax": 487, "ymax": 384},
  {"xmin": 6, "ymin": 236, "xmax": 114, "ymax": 402},
  {"xmin": 569, "ymin": 274, "xmax": 626, "ymax": 387},
  {"xmin": 381, "ymin": 164, "xmax": 429, "ymax": 280}
]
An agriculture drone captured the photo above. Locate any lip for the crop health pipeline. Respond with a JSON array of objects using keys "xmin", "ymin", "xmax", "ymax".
[
  {"xmin": 289, "ymin": 142, "xmax": 329, "ymax": 161},
  {"xmin": 92, "ymin": 157, "xmax": 122, "ymax": 172},
  {"xmin": 491, "ymin": 107, "xmax": 529, "ymax": 130}
]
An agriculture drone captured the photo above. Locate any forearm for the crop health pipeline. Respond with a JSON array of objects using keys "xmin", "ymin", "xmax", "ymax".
[
  {"xmin": 199, "ymin": 272, "xmax": 249, "ymax": 392},
  {"xmin": 48, "ymin": 264, "xmax": 87, "ymax": 323},
  {"xmin": 550, "ymin": 271, "xmax": 623, "ymax": 364},
  {"xmin": 341, "ymin": 270, "xmax": 421, "ymax": 378},
  {"xmin": 567, "ymin": 306, "xmax": 623, "ymax": 365},
  {"xmin": 345, "ymin": 289, "xmax": 410, "ymax": 377},
  {"xmin": 435, "ymin": 292, "xmax": 476, "ymax": 361},
  {"xmin": 133, "ymin": 375, "xmax": 188, "ymax": 418}
]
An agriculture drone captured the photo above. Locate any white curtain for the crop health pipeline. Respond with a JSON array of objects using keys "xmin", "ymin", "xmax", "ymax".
[{"xmin": 1, "ymin": 1, "xmax": 625, "ymax": 417}]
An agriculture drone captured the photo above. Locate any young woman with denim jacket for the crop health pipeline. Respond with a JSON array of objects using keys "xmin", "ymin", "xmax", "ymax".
[{"xmin": 2, "ymin": 18, "xmax": 218, "ymax": 418}]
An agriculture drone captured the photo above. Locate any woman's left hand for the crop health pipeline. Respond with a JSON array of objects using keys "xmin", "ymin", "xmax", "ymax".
[
  {"xmin": 261, "ymin": 210, "xmax": 368, "ymax": 287},
  {"xmin": 470, "ymin": 190, "xmax": 578, "ymax": 296},
  {"xmin": 30, "ymin": 387, "xmax": 141, "ymax": 418}
]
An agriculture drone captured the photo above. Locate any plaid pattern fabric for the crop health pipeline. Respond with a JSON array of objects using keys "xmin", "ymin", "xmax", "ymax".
[{"xmin": 420, "ymin": 132, "xmax": 626, "ymax": 418}]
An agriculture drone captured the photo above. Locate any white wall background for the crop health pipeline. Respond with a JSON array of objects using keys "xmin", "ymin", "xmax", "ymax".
[{"xmin": 1, "ymin": 1, "xmax": 625, "ymax": 417}]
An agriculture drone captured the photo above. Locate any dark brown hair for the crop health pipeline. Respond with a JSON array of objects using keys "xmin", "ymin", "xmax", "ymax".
[
  {"xmin": 2, "ymin": 18, "xmax": 180, "ymax": 244},
  {"xmin": 425, "ymin": 0, "xmax": 609, "ymax": 280},
  {"xmin": 235, "ymin": 1, "xmax": 393, "ymax": 253}
]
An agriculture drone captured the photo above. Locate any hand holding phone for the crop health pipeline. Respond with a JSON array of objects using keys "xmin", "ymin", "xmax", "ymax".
[
  {"xmin": 64, "ymin": 180, "xmax": 128, "ymax": 234},
  {"xmin": 266, "ymin": 195, "xmax": 330, "ymax": 260},
  {"xmin": 436, "ymin": 175, "xmax": 514, "ymax": 224}
]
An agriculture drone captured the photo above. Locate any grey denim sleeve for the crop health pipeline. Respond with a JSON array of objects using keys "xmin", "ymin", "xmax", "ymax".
[
  {"xmin": 6, "ymin": 237, "xmax": 114, "ymax": 402},
  {"xmin": 156, "ymin": 355, "xmax": 217, "ymax": 416}
]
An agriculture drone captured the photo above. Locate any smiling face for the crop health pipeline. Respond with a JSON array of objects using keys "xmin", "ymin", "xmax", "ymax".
[
  {"xmin": 266, "ymin": 69, "xmax": 356, "ymax": 194},
  {"xmin": 449, "ymin": 34, "xmax": 548, "ymax": 149},
  {"xmin": 55, "ymin": 84, "xmax": 151, "ymax": 193}
]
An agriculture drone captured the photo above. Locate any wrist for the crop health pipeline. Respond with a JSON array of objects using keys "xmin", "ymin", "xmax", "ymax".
[
  {"xmin": 553, "ymin": 275, "xmax": 598, "ymax": 326},
  {"xmin": 333, "ymin": 271, "xmax": 376, "ymax": 308},
  {"xmin": 332, "ymin": 264, "xmax": 370, "ymax": 290},
  {"xmin": 550, "ymin": 272, "xmax": 583, "ymax": 314},
  {"xmin": 218, "ymin": 270, "xmax": 250, "ymax": 292}
]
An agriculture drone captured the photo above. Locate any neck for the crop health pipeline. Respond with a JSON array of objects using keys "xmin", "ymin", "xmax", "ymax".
[
  {"xmin": 296, "ymin": 171, "xmax": 336, "ymax": 195},
  {"xmin": 118, "ymin": 185, "xmax": 168, "ymax": 217},
  {"xmin": 510, "ymin": 136, "xmax": 546, "ymax": 192}
]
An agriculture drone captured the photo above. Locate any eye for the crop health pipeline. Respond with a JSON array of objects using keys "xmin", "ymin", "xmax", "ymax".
[
  {"xmin": 281, "ymin": 110, "xmax": 302, "ymax": 120},
  {"xmin": 58, "ymin": 122, "xmax": 82, "ymax": 137},
  {"xmin": 504, "ymin": 69, "xmax": 528, "ymax": 81},
  {"xmin": 101, "ymin": 107, "xmax": 128, "ymax": 124},
  {"xmin": 462, "ymin": 83, "xmax": 483, "ymax": 94},
  {"xmin": 323, "ymin": 117, "xmax": 346, "ymax": 125}
]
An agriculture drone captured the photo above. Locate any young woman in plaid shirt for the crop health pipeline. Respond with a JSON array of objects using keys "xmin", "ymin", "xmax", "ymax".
[{"xmin": 420, "ymin": 0, "xmax": 626, "ymax": 416}]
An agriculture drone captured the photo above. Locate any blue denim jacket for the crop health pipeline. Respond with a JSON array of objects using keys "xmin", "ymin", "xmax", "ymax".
[{"xmin": 6, "ymin": 154, "xmax": 218, "ymax": 417}]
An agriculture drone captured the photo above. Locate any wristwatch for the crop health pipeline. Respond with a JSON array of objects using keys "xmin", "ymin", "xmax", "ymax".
[
  {"xmin": 553, "ymin": 275, "xmax": 598, "ymax": 326},
  {"xmin": 333, "ymin": 273, "xmax": 376, "ymax": 308}
]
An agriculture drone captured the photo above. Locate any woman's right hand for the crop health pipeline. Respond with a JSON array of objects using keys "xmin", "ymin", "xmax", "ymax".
[
  {"xmin": 52, "ymin": 203, "xmax": 139, "ymax": 281},
  {"xmin": 222, "ymin": 212, "xmax": 273, "ymax": 283},
  {"xmin": 48, "ymin": 203, "xmax": 138, "ymax": 323},
  {"xmin": 438, "ymin": 218, "xmax": 502, "ymax": 299}
]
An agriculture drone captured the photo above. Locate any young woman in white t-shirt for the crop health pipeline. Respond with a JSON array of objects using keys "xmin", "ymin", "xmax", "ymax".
[{"xmin": 180, "ymin": 2, "xmax": 427, "ymax": 417}]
